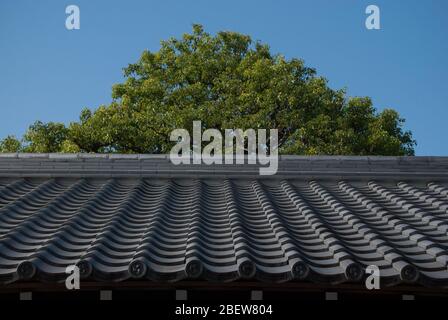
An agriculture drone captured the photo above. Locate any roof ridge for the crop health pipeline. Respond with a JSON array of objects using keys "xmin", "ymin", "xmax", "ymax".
[
  {"xmin": 0, "ymin": 153, "xmax": 447, "ymax": 180},
  {"xmin": 0, "ymin": 153, "xmax": 447, "ymax": 161}
]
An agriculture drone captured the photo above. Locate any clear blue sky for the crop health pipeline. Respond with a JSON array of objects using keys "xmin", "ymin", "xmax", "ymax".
[{"xmin": 1, "ymin": 0, "xmax": 447, "ymax": 155}]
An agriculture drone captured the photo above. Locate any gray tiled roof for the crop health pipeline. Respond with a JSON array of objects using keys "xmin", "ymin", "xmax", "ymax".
[{"xmin": 0, "ymin": 154, "xmax": 448, "ymax": 287}]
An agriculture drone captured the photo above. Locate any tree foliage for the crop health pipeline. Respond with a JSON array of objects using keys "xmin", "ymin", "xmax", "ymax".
[
  {"xmin": 0, "ymin": 25, "xmax": 415, "ymax": 155},
  {"xmin": 0, "ymin": 135, "xmax": 22, "ymax": 153}
]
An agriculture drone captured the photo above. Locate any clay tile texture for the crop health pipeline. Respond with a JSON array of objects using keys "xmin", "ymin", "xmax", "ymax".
[{"xmin": 0, "ymin": 154, "xmax": 448, "ymax": 291}]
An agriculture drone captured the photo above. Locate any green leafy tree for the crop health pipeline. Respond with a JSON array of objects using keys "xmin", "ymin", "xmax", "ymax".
[
  {"xmin": 0, "ymin": 25, "xmax": 416, "ymax": 155},
  {"xmin": 0, "ymin": 136, "xmax": 22, "ymax": 152},
  {"xmin": 22, "ymin": 121, "xmax": 69, "ymax": 153}
]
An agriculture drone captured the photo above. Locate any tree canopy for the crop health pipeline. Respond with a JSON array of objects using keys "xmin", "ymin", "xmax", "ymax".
[{"xmin": 0, "ymin": 25, "xmax": 415, "ymax": 155}]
